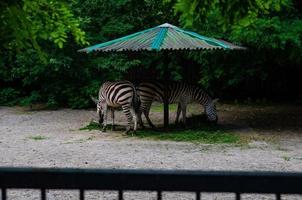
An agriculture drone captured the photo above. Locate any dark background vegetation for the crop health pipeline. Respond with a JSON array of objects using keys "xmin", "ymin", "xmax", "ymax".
[{"xmin": 1, "ymin": 0, "xmax": 301, "ymax": 109}]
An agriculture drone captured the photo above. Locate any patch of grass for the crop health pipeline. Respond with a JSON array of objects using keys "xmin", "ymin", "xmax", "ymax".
[
  {"xmin": 80, "ymin": 121, "xmax": 124, "ymax": 132},
  {"xmin": 282, "ymin": 156, "xmax": 291, "ymax": 161},
  {"xmin": 134, "ymin": 128, "xmax": 239, "ymax": 144},
  {"xmin": 28, "ymin": 135, "xmax": 48, "ymax": 140},
  {"xmin": 150, "ymin": 103, "xmax": 178, "ymax": 112},
  {"xmin": 80, "ymin": 115, "xmax": 241, "ymax": 144},
  {"xmin": 79, "ymin": 121, "xmax": 102, "ymax": 131}
]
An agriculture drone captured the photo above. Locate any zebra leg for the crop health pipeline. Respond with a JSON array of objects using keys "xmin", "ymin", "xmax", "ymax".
[
  {"xmin": 102, "ymin": 104, "xmax": 108, "ymax": 132},
  {"xmin": 111, "ymin": 109, "xmax": 115, "ymax": 131},
  {"xmin": 144, "ymin": 108, "xmax": 156, "ymax": 129},
  {"xmin": 121, "ymin": 104, "xmax": 133, "ymax": 134},
  {"xmin": 137, "ymin": 109, "xmax": 145, "ymax": 129},
  {"xmin": 130, "ymin": 107, "xmax": 137, "ymax": 135},
  {"xmin": 175, "ymin": 102, "xmax": 182, "ymax": 125},
  {"xmin": 142, "ymin": 101, "xmax": 156, "ymax": 129}
]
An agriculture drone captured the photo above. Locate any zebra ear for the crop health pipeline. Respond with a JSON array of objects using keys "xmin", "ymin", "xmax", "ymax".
[
  {"xmin": 213, "ymin": 98, "xmax": 219, "ymax": 103},
  {"xmin": 90, "ymin": 96, "xmax": 99, "ymax": 104}
]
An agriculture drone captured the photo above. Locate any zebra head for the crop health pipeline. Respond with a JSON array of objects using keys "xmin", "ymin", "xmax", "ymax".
[
  {"xmin": 91, "ymin": 96, "xmax": 105, "ymax": 124},
  {"xmin": 204, "ymin": 98, "xmax": 218, "ymax": 123}
]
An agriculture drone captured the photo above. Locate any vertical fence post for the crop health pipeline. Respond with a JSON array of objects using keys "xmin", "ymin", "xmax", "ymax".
[
  {"xmin": 196, "ymin": 191, "xmax": 201, "ymax": 200},
  {"xmin": 157, "ymin": 191, "xmax": 162, "ymax": 200},
  {"xmin": 80, "ymin": 189, "xmax": 84, "ymax": 200},
  {"xmin": 236, "ymin": 193, "xmax": 240, "ymax": 200},
  {"xmin": 2, "ymin": 188, "xmax": 7, "ymax": 200},
  {"xmin": 118, "ymin": 190, "xmax": 123, "ymax": 200},
  {"xmin": 41, "ymin": 189, "xmax": 46, "ymax": 200}
]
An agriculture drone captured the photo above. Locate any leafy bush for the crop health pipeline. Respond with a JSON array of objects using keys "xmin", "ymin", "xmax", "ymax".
[
  {"xmin": 0, "ymin": 88, "xmax": 20, "ymax": 106},
  {"xmin": 19, "ymin": 91, "xmax": 41, "ymax": 106}
]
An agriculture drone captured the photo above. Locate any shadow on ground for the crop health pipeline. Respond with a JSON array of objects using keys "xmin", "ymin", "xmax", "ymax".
[
  {"xmin": 78, "ymin": 103, "xmax": 302, "ymax": 136},
  {"xmin": 217, "ymin": 104, "xmax": 302, "ymax": 134}
]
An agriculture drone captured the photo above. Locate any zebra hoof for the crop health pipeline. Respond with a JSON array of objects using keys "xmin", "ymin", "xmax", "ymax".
[{"xmin": 124, "ymin": 128, "xmax": 131, "ymax": 135}]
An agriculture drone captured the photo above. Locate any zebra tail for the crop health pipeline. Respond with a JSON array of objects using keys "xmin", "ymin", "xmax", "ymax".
[{"xmin": 132, "ymin": 86, "xmax": 141, "ymax": 114}]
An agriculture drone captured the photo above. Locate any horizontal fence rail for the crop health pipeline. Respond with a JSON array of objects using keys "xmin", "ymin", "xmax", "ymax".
[{"xmin": 0, "ymin": 167, "xmax": 302, "ymax": 200}]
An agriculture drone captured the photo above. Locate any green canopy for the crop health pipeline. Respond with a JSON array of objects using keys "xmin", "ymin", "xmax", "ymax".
[{"xmin": 78, "ymin": 23, "xmax": 244, "ymax": 53}]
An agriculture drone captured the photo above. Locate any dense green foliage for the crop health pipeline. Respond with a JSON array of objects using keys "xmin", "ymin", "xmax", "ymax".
[
  {"xmin": 175, "ymin": 0, "xmax": 302, "ymax": 99},
  {"xmin": 1, "ymin": 0, "xmax": 301, "ymax": 108},
  {"xmin": 1, "ymin": 0, "xmax": 88, "ymax": 107}
]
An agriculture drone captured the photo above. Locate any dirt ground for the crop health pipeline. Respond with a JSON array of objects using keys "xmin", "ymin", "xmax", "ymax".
[{"xmin": 0, "ymin": 103, "xmax": 302, "ymax": 200}]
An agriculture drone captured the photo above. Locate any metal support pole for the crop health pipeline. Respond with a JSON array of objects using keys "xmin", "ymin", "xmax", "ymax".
[
  {"xmin": 163, "ymin": 84, "xmax": 169, "ymax": 130},
  {"xmin": 163, "ymin": 52, "xmax": 169, "ymax": 130}
]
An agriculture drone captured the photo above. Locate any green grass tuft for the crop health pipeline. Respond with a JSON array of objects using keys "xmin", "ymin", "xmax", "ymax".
[
  {"xmin": 28, "ymin": 135, "xmax": 48, "ymax": 140},
  {"xmin": 282, "ymin": 156, "xmax": 291, "ymax": 161},
  {"xmin": 79, "ymin": 121, "xmax": 102, "ymax": 131},
  {"xmin": 134, "ymin": 128, "xmax": 239, "ymax": 144}
]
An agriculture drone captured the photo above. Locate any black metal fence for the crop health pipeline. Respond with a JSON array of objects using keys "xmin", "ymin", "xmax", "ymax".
[{"xmin": 1, "ymin": 167, "xmax": 302, "ymax": 200}]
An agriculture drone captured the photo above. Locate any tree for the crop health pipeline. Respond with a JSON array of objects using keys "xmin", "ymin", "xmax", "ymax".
[
  {"xmin": 0, "ymin": 0, "xmax": 88, "ymax": 107},
  {"xmin": 0, "ymin": 0, "xmax": 87, "ymax": 55},
  {"xmin": 173, "ymin": 0, "xmax": 302, "ymax": 99}
]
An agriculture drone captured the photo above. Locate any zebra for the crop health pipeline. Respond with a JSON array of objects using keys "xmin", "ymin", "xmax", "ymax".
[
  {"xmin": 91, "ymin": 81, "xmax": 140, "ymax": 134},
  {"xmin": 136, "ymin": 81, "xmax": 218, "ymax": 128}
]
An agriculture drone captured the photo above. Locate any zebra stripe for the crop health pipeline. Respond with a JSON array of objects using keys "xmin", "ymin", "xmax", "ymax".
[
  {"xmin": 137, "ymin": 81, "xmax": 218, "ymax": 128},
  {"xmin": 95, "ymin": 81, "xmax": 139, "ymax": 134}
]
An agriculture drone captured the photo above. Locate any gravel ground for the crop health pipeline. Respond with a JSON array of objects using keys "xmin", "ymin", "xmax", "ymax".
[{"xmin": 0, "ymin": 105, "xmax": 302, "ymax": 200}]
